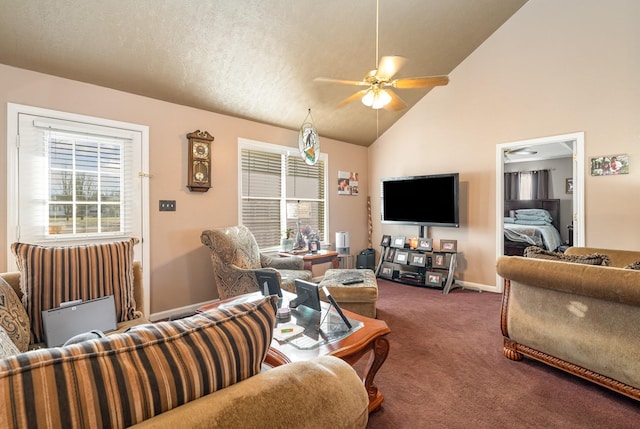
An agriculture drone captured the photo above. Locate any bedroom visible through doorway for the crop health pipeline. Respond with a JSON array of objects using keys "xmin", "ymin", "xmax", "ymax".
[{"xmin": 495, "ymin": 132, "xmax": 585, "ymax": 292}]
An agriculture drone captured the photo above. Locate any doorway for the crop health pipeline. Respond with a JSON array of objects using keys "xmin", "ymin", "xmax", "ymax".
[{"xmin": 495, "ymin": 132, "xmax": 585, "ymax": 291}]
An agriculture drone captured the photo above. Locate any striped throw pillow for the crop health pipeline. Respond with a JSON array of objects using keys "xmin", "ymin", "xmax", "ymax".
[
  {"xmin": 0, "ymin": 295, "xmax": 277, "ymax": 429},
  {"xmin": 11, "ymin": 239, "xmax": 141, "ymax": 344}
]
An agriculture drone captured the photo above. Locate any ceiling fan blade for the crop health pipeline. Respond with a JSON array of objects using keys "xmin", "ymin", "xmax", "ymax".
[
  {"xmin": 391, "ymin": 75, "xmax": 450, "ymax": 89},
  {"xmin": 376, "ymin": 56, "xmax": 408, "ymax": 81},
  {"xmin": 383, "ymin": 89, "xmax": 407, "ymax": 111},
  {"xmin": 314, "ymin": 77, "xmax": 368, "ymax": 86},
  {"xmin": 337, "ymin": 89, "xmax": 369, "ymax": 108}
]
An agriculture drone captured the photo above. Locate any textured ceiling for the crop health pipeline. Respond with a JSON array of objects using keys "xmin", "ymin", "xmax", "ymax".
[{"xmin": 0, "ymin": 0, "xmax": 527, "ymax": 146}]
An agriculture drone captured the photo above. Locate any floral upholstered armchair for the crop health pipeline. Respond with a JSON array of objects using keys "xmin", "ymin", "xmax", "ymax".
[{"xmin": 201, "ymin": 226, "xmax": 313, "ymax": 299}]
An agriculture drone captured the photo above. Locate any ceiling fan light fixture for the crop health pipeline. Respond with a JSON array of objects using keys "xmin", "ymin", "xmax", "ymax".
[
  {"xmin": 362, "ymin": 88, "xmax": 391, "ymax": 109},
  {"xmin": 361, "ymin": 89, "xmax": 375, "ymax": 107}
]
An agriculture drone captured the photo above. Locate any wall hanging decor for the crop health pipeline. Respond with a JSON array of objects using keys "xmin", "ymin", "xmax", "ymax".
[
  {"xmin": 186, "ymin": 130, "xmax": 214, "ymax": 192},
  {"xmin": 590, "ymin": 154, "xmax": 629, "ymax": 176},
  {"xmin": 298, "ymin": 108, "xmax": 319, "ymax": 166},
  {"xmin": 338, "ymin": 170, "xmax": 359, "ymax": 195}
]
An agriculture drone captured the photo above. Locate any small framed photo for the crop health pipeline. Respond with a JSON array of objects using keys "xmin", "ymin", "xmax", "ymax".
[
  {"xmin": 380, "ymin": 263, "xmax": 394, "ymax": 279},
  {"xmin": 565, "ymin": 178, "xmax": 573, "ymax": 194},
  {"xmin": 391, "ymin": 236, "xmax": 406, "ymax": 248},
  {"xmin": 393, "ymin": 250, "xmax": 409, "ymax": 264},
  {"xmin": 417, "ymin": 238, "xmax": 433, "ymax": 251},
  {"xmin": 440, "ymin": 239, "xmax": 457, "ymax": 252},
  {"xmin": 427, "ymin": 272, "xmax": 443, "ymax": 286},
  {"xmin": 409, "ymin": 252, "xmax": 426, "ymax": 267},
  {"xmin": 590, "ymin": 154, "xmax": 629, "ymax": 176},
  {"xmin": 433, "ymin": 252, "xmax": 447, "ymax": 268},
  {"xmin": 385, "ymin": 248, "xmax": 396, "ymax": 262},
  {"xmin": 380, "ymin": 235, "xmax": 391, "ymax": 247}
]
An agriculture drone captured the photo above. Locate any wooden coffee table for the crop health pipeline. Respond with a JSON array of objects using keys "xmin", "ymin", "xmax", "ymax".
[{"xmin": 198, "ymin": 291, "xmax": 390, "ymax": 413}]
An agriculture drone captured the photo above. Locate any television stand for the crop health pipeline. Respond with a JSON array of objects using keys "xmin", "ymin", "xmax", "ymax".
[{"xmin": 375, "ymin": 241, "xmax": 458, "ymax": 294}]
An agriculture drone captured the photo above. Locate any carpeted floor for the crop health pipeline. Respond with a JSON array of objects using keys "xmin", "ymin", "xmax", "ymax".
[{"xmin": 364, "ymin": 279, "xmax": 640, "ymax": 428}]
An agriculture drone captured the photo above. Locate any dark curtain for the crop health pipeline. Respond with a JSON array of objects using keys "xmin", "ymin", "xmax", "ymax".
[
  {"xmin": 504, "ymin": 172, "xmax": 520, "ymax": 200},
  {"xmin": 530, "ymin": 169, "xmax": 549, "ymax": 199},
  {"xmin": 504, "ymin": 169, "xmax": 549, "ymax": 200}
]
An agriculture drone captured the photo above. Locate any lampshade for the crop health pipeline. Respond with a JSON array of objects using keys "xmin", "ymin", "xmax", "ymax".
[
  {"xmin": 361, "ymin": 88, "xmax": 391, "ymax": 109},
  {"xmin": 287, "ymin": 201, "xmax": 311, "ymax": 219}
]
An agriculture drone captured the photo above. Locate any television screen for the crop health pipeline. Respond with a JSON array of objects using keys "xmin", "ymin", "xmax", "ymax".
[{"xmin": 381, "ymin": 173, "xmax": 459, "ymax": 227}]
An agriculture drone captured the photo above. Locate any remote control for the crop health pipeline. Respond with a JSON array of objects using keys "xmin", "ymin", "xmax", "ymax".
[{"xmin": 342, "ymin": 278, "xmax": 363, "ymax": 285}]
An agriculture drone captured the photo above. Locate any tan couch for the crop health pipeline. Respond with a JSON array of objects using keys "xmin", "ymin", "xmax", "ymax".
[{"xmin": 496, "ymin": 247, "xmax": 640, "ymax": 401}]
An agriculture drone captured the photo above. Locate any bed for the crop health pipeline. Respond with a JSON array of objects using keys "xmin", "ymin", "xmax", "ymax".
[{"xmin": 503, "ymin": 199, "xmax": 563, "ymax": 256}]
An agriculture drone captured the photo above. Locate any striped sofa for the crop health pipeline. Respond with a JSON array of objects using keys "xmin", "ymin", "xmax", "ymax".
[{"xmin": 0, "ymin": 295, "xmax": 369, "ymax": 428}]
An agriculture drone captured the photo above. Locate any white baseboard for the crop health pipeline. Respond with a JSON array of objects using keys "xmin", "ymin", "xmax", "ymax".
[
  {"xmin": 150, "ymin": 298, "xmax": 219, "ymax": 322},
  {"xmin": 455, "ymin": 280, "xmax": 499, "ymax": 294}
]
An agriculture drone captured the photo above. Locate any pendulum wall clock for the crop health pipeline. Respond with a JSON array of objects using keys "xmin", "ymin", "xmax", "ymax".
[{"xmin": 186, "ymin": 130, "xmax": 214, "ymax": 192}]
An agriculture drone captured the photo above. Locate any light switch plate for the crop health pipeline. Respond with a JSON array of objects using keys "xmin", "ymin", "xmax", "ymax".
[{"xmin": 159, "ymin": 200, "xmax": 176, "ymax": 211}]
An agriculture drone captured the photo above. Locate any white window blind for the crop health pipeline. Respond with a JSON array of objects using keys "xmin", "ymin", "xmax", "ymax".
[
  {"xmin": 240, "ymin": 140, "xmax": 327, "ymax": 250},
  {"xmin": 14, "ymin": 113, "xmax": 141, "ymax": 245}
]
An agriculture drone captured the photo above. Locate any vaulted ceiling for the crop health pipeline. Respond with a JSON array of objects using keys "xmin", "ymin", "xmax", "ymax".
[{"xmin": 0, "ymin": 0, "xmax": 528, "ymax": 146}]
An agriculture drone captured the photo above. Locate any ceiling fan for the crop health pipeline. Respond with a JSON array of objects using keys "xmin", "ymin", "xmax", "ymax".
[
  {"xmin": 314, "ymin": 0, "xmax": 449, "ymax": 111},
  {"xmin": 503, "ymin": 147, "xmax": 538, "ymax": 161},
  {"xmin": 504, "ymin": 147, "xmax": 538, "ymax": 156}
]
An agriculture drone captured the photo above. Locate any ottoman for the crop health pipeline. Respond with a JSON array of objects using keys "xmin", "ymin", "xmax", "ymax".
[{"xmin": 318, "ymin": 269, "xmax": 378, "ymax": 318}]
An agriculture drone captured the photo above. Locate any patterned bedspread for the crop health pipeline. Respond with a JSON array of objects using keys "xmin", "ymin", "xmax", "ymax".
[{"xmin": 504, "ymin": 223, "xmax": 562, "ymax": 251}]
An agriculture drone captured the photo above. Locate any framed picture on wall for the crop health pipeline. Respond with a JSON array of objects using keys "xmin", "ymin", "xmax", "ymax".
[{"xmin": 565, "ymin": 178, "xmax": 573, "ymax": 194}]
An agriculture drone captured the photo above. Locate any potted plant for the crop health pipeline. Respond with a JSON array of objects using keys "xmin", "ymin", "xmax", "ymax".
[{"xmin": 281, "ymin": 228, "xmax": 294, "ymax": 252}]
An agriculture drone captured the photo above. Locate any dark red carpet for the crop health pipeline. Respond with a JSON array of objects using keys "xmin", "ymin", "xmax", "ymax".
[{"xmin": 365, "ymin": 279, "xmax": 640, "ymax": 428}]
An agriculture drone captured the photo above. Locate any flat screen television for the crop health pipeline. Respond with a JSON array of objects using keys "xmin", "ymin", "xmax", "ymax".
[{"xmin": 381, "ymin": 173, "xmax": 459, "ymax": 228}]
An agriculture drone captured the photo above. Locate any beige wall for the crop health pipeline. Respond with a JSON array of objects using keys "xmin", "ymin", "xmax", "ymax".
[
  {"xmin": 369, "ymin": 0, "xmax": 640, "ymax": 289},
  {"xmin": 0, "ymin": 64, "xmax": 369, "ymax": 316}
]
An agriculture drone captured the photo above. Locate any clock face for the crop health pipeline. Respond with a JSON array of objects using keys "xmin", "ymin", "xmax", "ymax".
[{"xmin": 192, "ymin": 141, "xmax": 209, "ymax": 159}]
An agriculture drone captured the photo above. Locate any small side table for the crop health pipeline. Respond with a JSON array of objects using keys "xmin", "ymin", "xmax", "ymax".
[{"xmin": 279, "ymin": 250, "xmax": 339, "ymax": 272}]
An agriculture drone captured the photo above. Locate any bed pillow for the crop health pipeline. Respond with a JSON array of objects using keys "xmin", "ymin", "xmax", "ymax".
[
  {"xmin": 0, "ymin": 295, "xmax": 277, "ymax": 428},
  {"xmin": 523, "ymin": 246, "xmax": 610, "ymax": 266},
  {"xmin": 11, "ymin": 239, "xmax": 140, "ymax": 344},
  {"xmin": 514, "ymin": 219, "xmax": 550, "ymax": 226},
  {"xmin": 0, "ymin": 277, "xmax": 30, "ymax": 352}
]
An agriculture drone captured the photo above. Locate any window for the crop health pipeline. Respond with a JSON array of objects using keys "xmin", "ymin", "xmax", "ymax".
[
  {"xmin": 7, "ymin": 104, "xmax": 149, "ymax": 290},
  {"xmin": 239, "ymin": 138, "xmax": 328, "ymax": 250}
]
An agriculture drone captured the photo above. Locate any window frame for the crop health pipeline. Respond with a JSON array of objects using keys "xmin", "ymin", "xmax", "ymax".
[
  {"xmin": 238, "ymin": 138, "xmax": 329, "ymax": 252},
  {"xmin": 6, "ymin": 103, "xmax": 150, "ymax": 315}
]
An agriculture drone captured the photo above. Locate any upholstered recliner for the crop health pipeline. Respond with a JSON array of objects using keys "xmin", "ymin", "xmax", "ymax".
[{"xmin": 201, "ymin": 225, "xmax": 312, "ymax": 299}]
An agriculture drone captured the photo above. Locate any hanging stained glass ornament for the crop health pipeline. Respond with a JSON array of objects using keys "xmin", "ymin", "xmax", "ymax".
[{"xmin": 298, "ymin": 108, "xmax": 320, "ymax": 165}]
